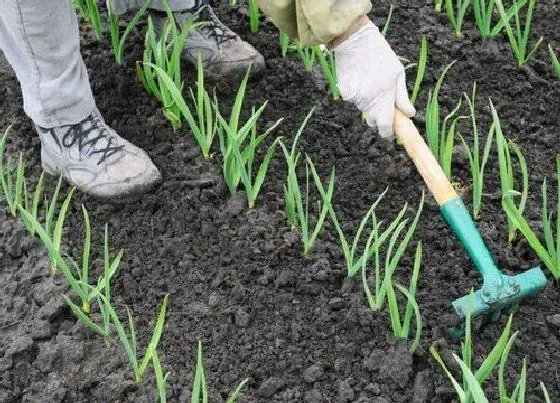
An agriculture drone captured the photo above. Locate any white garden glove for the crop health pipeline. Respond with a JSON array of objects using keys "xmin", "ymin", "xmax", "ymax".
[{"xmin": 334, "ymin": 21, "xmax": 416, "ymax": 139}]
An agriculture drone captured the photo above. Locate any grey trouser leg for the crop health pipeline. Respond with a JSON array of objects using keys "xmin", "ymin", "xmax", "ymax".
[
  {"xmin": 0, "ymin": 0, "xmax": 95, "ymax": 128},
  {"xmin": 111, "ymin": 0, "xmax": 196, "ymax": 14}
]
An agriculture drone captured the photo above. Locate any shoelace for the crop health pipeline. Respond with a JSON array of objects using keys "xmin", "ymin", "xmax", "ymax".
[
  {"xmin": 40, "ymin": 114, "xmax": 124, "ymax": 165},
  {"xmin": 191, "ymin": 0, "xmax": 237, "ymax": 44}
]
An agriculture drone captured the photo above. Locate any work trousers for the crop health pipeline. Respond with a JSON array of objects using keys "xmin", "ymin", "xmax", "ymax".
[{"xmin": 0, "ymin": 0, "xmax": 194, "ymax": 128}]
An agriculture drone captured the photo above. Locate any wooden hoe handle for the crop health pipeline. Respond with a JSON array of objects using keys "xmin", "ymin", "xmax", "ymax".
[{"xmin": 393, "ymin": 109, "xmax": 457, "ymax": 206}]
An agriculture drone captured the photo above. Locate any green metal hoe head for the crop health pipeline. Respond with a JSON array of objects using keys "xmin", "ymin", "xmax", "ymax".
[
  {"xmin": 452, "ymin": 267, "xmax": 547, "ymax": 323},
  {"xmin": 440, "ymin": 197, "xmax": 548, "ymax": 337}
]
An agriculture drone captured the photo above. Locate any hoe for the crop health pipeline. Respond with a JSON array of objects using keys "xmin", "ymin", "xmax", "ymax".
[{"xmin": 393, "ymin": 110, "xmax": 547, "ymax": 326}]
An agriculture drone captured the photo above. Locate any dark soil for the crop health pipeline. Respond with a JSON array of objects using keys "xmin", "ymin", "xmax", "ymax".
[{"xmin": 2, "ymin": 1, "xmax": 560, "ymax": 402}]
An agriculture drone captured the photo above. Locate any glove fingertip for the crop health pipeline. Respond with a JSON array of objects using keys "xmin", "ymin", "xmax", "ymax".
[
  {"xmin": 378, "ymin": 124, "xmax": 394, "ymax": 139},
  {"xmin": 395, "ymin": 97, "xmax": 416, "ymax": 118}
]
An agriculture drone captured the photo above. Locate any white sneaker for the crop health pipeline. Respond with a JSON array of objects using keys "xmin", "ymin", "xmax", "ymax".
[
  {"xmin": 153, "ymin": 2, "xmax": 265, "ymax": 79},
  {"xmin": 36, "ymin": 109, "xmax": 161, "ymax": 198}
]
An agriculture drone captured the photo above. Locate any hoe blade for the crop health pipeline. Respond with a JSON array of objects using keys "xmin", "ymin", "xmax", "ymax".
[{"xmin": 452, "ymin": 267, "xmax": 547, "ymax": 320}]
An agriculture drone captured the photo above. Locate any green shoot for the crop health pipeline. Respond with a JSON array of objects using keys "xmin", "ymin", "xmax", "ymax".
[
  {"xmin": 99, "ymin": 223, "xmax": 124, "ymax": 334},
  {"xmin": 278, "ymin": 150, "xmax": 333, "ymax": 254},
  {"xmin": 45, "ymin": 186, "xmax": 76, "ymax": 273},
  {"xmin": 441, "ymin": 98, "xmax": 468, "ymax": 179},
  {"xmin": 315, "ymin": 45, "xmax": 340, "ymax": 100},
  {"xmin": 70, "ymin": 206, "xmax": 123, "ymax": 316},
  {"xmin": 279, "ymin": 32, "xmax": 298, "ymax": 58},
  {"xmin": 495, "ymin": 0, "xmax": 543, "ymax": 66},
  {"xmin": 472, "ymin": 0, "xmax": 527, "ymax": 41},
  {"xmin": 86, "ymin": 0, "xmax": 102, "ymax": 40},
  {"xmin": 541, "ymin": 382, "xmax": 552, "ymax": 403},
  {"xmin": 108, "ymin": 0, "xmax": 152, "ymax": 64},
  {"xmin": 445, "ymin": 0, "xmax": 471, "ymax": 38},
  {"xmin": 234, "ymin": 113, "xmax": 282, "ymax": 209},
  {"xmin": 459, "ymin": 84, "xmax": 494, "ymax": 220},
  {"xmin": 327, "ymin": 190, "xmax": 389, "ymax": 276},
  {"xmin": 73, "ymin": 0, "xmax": 89, "ymax": 20},
  {"xmin": 78, "ymin": 205, "xmax": 92, "ymax": 312},
  {"xmin": 108, "ymin": 294, "xmax": 169, "ymax": 383},
  {"xmin": 279, "ymin": 32, "xmax": 289, "ymax": 58},
  {"xmin": 502, "ymin": 155, "xmax": 560, "ymax": 279},
  {"xmin": 360, "ymin": 194, "xmax": 425, "ymax": 298},
  {"xmin": 18, "ymin": 202, "xmax": 94, "ymax": 313},
  {"xmin": 498, "ymin": 331, "xmax": 527, "ymax": 402},
  {"xmin": 296, "ymin": 41, "xmax": 316, "ymax": 72},
  {"xmin": 191, "ymin": 341, "xmax": 249, "ymax": 403},
  {"xmin": 62, "ymin": 293, "xmax": 107, "ymax": 336},
  {"xmin": 66, "ymin": 225, "xmax": 123, "ymax": 336},
  {"xmin": 435, "ymin": 0, "xmax": 443, "ymax": 12},
  {"xmin": 430, "ymin": 293, "xmax": 515, "ymax": 403},
  {"xmin": 136, "ymin": 8, "xmax": 195, "ymax": 132},
  {"xmin": 145, "ymin": 59, "xmax": 217, "ymax": 159},
  {"xmin": 153, "ymin": 351, "xmax": 168, "ymax": 403},
  {"xmin": 248, "ymin": 0, "xmax": 260, "ymax": 33},
  {"xmin": 549, "ymin": 44, "xmax": 560, "ymax": 78},
  {"xmin": 0, "ymin": 125, "xmax": 25, "ymax": 217},
  {"xmin": 425, "ymin": 61, "xmax": 468, "ymax": 178},
  {"xmin": 385, "ymin": 242, "xmax": 423, "ymax": 353},
  {"xmin": 20, "ymin": 200, "xmax": 123, "ymax": 329},
  {"xmin": 215, "ymin": 69, "xmax": 282, "ymax": 206},
  {"xmin": 410, "ymin": 35, "xmax": 428, "ymax": 106},
  {"xmin": 425, "ymin": 61, "xmax": 455, "ymax": 156},
  {"xmin": 280, "ymin": 108, "xmax": 315, "ymax": 230},
  {"xmin": 44, "ymin": 176, "xmax": 63, "ymax": 243},
  {"xmin": 188, "ymin": 56, "xmax": 218, "ymax": 159},
  {"xmin": 381, "ymin": 4, "xmax": 394, "ymax": 37},
  {"xmin": 227, "ymin": 379, "xmax": 249, "ymax": 403},
  {"xmin": 192, "ymin": 341, "xmax": 208, "ymax": 402},
  {"xmin": 492, "ymin": 101, "xmax": 528, "ymax": 243},
  {"xmin": 73, "ymin": 0, "xmax": 102, "ymax": 40},
  {"xmin": 21, "ymin": 172, "xmax": 45, "ymax": 236}
]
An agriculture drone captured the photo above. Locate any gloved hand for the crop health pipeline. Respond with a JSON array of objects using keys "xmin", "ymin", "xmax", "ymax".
[{"xmin": 334, "ymin": 20, "xmax": 416, "ymax": 139}]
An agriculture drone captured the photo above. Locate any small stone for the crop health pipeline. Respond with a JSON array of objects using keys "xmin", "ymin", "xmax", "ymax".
[
  {"xmin": 303, "ymin": 364, "xmax": 324, "ymax": 383},
  {"xmin": 363, "ymin": 349, "xmax": 384, "ymax": 372},
  {"xmin": 275, "ymin": 270, "xmax": 293, "ymax": 287},
  {"xmin": 225, "ymin": 193, "xmax": 247, "ymax": 216},
  {"xmin": 412, "ymin": 369, "xmax": 434, "ymax": 403},
  {"xmin": 283, "ymin": 230, "xmax": 299, "ymax": 245},
  {"xmin": 334, "ymin": 358, "xmax": 346, "ymax": 373},
  {"xmin": 258, "ymin": 376, "xmax": 285, "ymax": 398},
  {"xmin": 364, "ymin": 383, "xmax": 380, "ymax": 395},
  {"xmin": 6, "ymin": 336, "xmax": 34, "ymax": 360},
  {"xmin": 453, "ymin": 144, "xmax": 469, "ymax": 166},
  {"xmin": 235, "ymin": 308, "xmax": 250, "ymax": 328},
  {"xmin": 208, "ymin": 293, "xmax": 220, "ymax": 308},
  {"xmin": 329, "ymin": 297, "xmax": 345, "ymax": 310},
  {"xmin": 546, "ymin": 314, "xmax": 560, "ymax": 329},
  {"xmin": 0, "ymin": 357, "xmax": 13, "ymax": 372},
  {"xmin": 338, "ymin": 381, "xmax": 355, "ymax": 402},
  {"xmin": 340, "ymin": 277, "xmax": 353, "ymax": 295},
  {"xmin": 379, "ymin": 341, "xmax": 413, "ymax": 388},
  {"xmin": 185, "ymin": 302, "xmax": 211, "ymax": 318},
  {"xmin": 6, "ymin": 229, "xmax": 25, "ymax": 258},
  {"xmin": 304, "ymin": 389, "xmax": 323, "ymax": 403},
  {"xmin": 31, "ymin": 320, "xmax": 52, "ymax": 340}
]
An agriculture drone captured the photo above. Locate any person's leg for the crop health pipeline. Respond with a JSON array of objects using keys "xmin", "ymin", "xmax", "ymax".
[
  {"xmin": 0, "ymin": 0, "xmax": 161, "ymax": 198},
  {"xmin": 0, "ymin": 0, "xmax": 94, "ymax": 127}
]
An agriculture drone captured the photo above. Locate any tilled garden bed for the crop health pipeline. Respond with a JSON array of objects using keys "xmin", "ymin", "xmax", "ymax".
[{"xmin": 1, "ymin": 1, "xmax": 560, "ymax": 402}]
